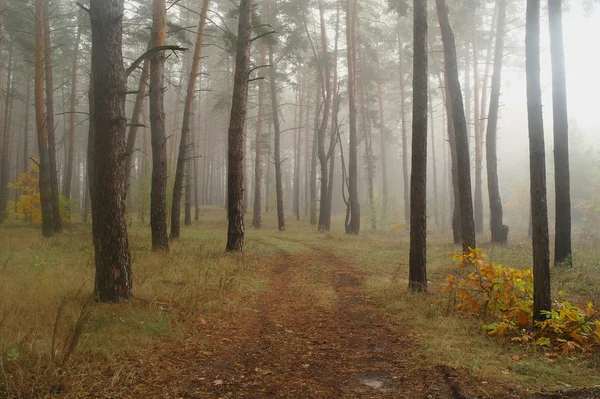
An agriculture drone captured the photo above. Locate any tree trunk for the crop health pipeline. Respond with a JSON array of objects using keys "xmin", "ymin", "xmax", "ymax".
[
  {"xmin": 304, "ymin": 83, "xmax": 310, "ymax": 218},
  {"xmin": 35, "ymin": 0, "xmax": 54, "ymax": 236},
  {"xmin": 293, "ymin": 78, "xmax": 302, "ymax": 222},
  {"xmin": 149, "ymin": 0, "xmax": 170, "ymax": 251},
  {"xmin": 486, "ymin": 0, "xmax": 509, "ymax": 244},
  {"xmin": 23, "ymin": 75, "xmax": 32, "ymax": 177},
  {"xmin": 398, "ymin": 28, "xmax": 410, "ymax": 222},
  {"xmin": 171, "ymin": 0, "xmax": 210, "ymax": 237},
  {"xmin": 549, "ymin": 0, "xmax": 572, "ymax": 267},
  {"xmin": 269, "ymin": 46, "xmax": 285, "ymax": 231},
  {"xmin": 429, "ymin": 83, "xmax": 439, "ymax": 229},
  {"xmin": 89, "ymin": 0, "xmax": 133, "ymax": 302},
  {"xmin": 226, "ymin": 0, "xmax": 252, "ymax": 251},
  {"xmin": 310, "ymin": 81, "xmax": 318, "ymax": 225},
  {"xmin": 252, "ymin": 32, "xmax": 266, "ymax": 228},
  {"xmin": 526, "ymin": 0, "xmax": 551, "ymax": 321},
  {"xmin": 377, "ymin": 80, "xmax": 388, "ymax": 219},
  {"xmin": 44, "ymin": 0, "xmax": 62, "ymax": 232},
  {"xmin": 63, "ymin": 15, "xmax": 81, "ymax": 199},
  {"xmin": 436, "ymin": 0, "xmax": 476, "ymax": 252},
  {"xmin": 317, "ymin": 0, "xmax": 332, "ymax": 232},
  {"xmin": 472, "ymin": 16, "xmax": 484, "ymax": 235},
  {"xmin": 441, "ymin": 72, "xmax": 461, "ymax": 244},
  {"xmin": 0, "ymin": 35, "xmax": 13, "ymax": 223},
  {"xmin": 409, "ymin": 0, "xmax": 428, "ymax": 292},
  {"xmin": 346, "ymin": 0, "xmax": 360, "ymax": 235},
  {"xmin": 124, "ymin": 52, "xmax": 150, "ymax": 199}
]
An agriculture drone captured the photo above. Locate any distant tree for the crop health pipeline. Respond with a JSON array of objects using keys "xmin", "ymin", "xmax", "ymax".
[
  {"xmin": 88, "ymin": 0, "xmax": 132, "ymax": 302},
  {"xmin": 63, "ymin": 14, "xmax": 82, "ymax": 200},
  {"xmin": 43, "ymin": 0, "xmax": 61, "ymax": 233},
  {"xmin": 171, "ymin": 0, "xmax": 211, "ymax": 238},
  {"xmin": 346, "ymin": 0, "xmax": 360, "ymax": 235},
  {"xmin": 486, "ymin": 0, "xmax": 509, "ymax": 244},
  {"xmin": 34, "ymin": 0, "xmax": 54, "ymax": 237},
  {"xmin": 149, "ymin": 0, "xmax": 169, "ymax": 252},
  {"xmin": 526, "ymin": 0, "xmax": 551, "ymax": 321},
  {"xmin": 435, "ymin": 0, "xmax": 476, "ymax": 252},
  {"xmin": 549, "ymin": 0, "xmax": 572, "ymax": 267},
  {"xmin": 269, "ymin": 45, "xmax": 285, "ymax": 231},
  {"xmin": 226, "ymin": 0, "xmax": 253, "ymax": 251},
  {"xmin": 408, "ymin": 0, "xmax": 428, "ymax": 292}
]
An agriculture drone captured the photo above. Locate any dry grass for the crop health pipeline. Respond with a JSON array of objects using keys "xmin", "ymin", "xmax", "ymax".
[
  {"xmin": 2, "ymin": 207, "xmax": 600, "ymax": 396},
  {"xmin": 0, "ymin": 207, "xmax": 268, "ymax": 397}
]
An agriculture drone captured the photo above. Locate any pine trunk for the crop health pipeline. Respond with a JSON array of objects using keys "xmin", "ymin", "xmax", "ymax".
[
  {"xmin": 269, "ymin": 46, "xmax": 285, "ymax": 231},
  {"xmin": 549, "ymin": 0, "xmax": 572, "ymax": 267},
  {"xmin": 149, "ymin": 0, "xmax": 169, "ymax": 251},
  {"xmin": 0, "ymin": 35, "xmax": 13, "ymax": 223},
  {"xmin": 44, "ymin": 0, "xmax": 62, "ymax": 232},
  {"xmin": 436, "ymin": 0, "xmax": 476, "ymax": 252},
  {"xmin": 346, "ymin": 0, "xmax": 360, "ymax": 235},
  {"xmin": 486, "ymin": 0, "xmax": 509, "ymax": 244},
  {"xmin": 35, "ymin": 0, "xmax": 54, "ymax": 236},
  {"xmin": 252, "ymin": 35, "xmax": 266, "ymax": 228},
  {"xmin": 63, "ymin": 16, "xmax": 81, "ymax": 199},
  {"xmin": 226, "ymin": 0, "xmax": 253, "ymax": 251},
  {"xmin": 526, "ymin": 0, "xmax": 551, "ymax": 321},
  {"xmin": 409, "ymin": 0, "xmax": 428, "ymax": 292},
  {"xmin": 89, "ymin": 0, "xmax": 133, "ymax": 302}
]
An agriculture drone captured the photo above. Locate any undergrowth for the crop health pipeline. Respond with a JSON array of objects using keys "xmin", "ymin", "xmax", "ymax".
[{"xmin": 441, "ymin": 248, "xmax": 600, "ymax": 353}]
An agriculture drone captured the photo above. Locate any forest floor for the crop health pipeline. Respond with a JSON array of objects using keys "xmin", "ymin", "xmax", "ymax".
[{"xmin": 2, "ymin": 209, "xmax": 600, "ymax": 398}]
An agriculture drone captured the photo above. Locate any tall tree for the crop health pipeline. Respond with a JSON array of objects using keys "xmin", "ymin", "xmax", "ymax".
[
  {"xmin": 526, "ymin": 0, "xmax": 551, "ymax": 321},
  {"xmin": 226, "ymin": 0, "xmax": 253, "ymax": 251},
  {"xmin": 436, "ymin": 0, "xmax": 476, "ymax": 252},
  {"xmin": 486, "ymin": 0, "xmax": 509, "ymax": 243},
  {"xmin": 35, "ymin": 0, "xmax": 54, "ymax": 237},
  {"xmin": 253, "ymin": 0, "xmax": 267, "ymax": 229},
  {"xmin": 43, "ymin": 0, "xmax": 61, "ymax": 232},
  {"xmin": 0, "ymin": 35, "xmax": 12, "ymax": 223},
  {"xmin": 149, "ymin": 0, "xmax": 170, "ymax": 251},
  {"xmin": 171, "ymin": 0, "xmax": 211, "ymax": 238},
  {"xmin": 269, "ymin": 45, "xmax": 285, "ymax": 231},
  {"xmin": 63, "ymin": 16, "xmax": 82, "ymax": 200},
  {"xmin": 409, "ymin": 0, "xmax": 428, "ymax": 292},
  {"xmin": 346, "ymin": 0, "xmax": 360, "ymax": 235},
  {"xmin": 89, "ymin": 0, "xmax": 132, "ymax": 302},
  {"xmin": 549, "ymin": 0, "xmax": 572, "ymax": 267},
  {"xmin": 398, "ymin": 28, "xmax": 410, "ymax": 222}
]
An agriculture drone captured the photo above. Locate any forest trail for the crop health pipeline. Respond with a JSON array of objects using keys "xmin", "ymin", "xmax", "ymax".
[{"xmin": 92, "ymin": 240, "xmax": 484, "ymax": 399}]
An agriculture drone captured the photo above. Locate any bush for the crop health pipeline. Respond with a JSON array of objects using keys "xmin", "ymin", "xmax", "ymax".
[{"xmin": 440, "ymin": 249, "xmax": 600, "ymax": 353}]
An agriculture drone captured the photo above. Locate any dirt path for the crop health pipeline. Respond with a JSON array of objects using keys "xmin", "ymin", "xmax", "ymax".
[{"xmin": 86, "ymin": 243, "xmax": 486, "ymax": 399}]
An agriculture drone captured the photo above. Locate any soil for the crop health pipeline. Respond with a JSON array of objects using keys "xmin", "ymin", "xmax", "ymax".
[{"xmin": 76, "ymin": 243, "xmax": 599, "ymax": 399}]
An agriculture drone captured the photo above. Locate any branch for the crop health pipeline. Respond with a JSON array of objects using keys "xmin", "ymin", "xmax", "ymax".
[
  {"xmin": 76, "ymin": 2, "xmax": 89, "ymax": 13},
  {"xmin": 125, "ymin": 45, "xmax": 188, "ymax": 78},
  {"xmin": 251, "ymin": 30, "xmax": 276, "ymax": 43}
]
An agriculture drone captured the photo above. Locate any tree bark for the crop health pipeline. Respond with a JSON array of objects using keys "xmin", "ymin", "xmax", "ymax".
[
  {"xmin": 269, "ymin": 46, "xmax": 285, "ymax": 231},
  {"xmin": 171, "ymin": 0, "xmax": 210, "ymax": 238},
  {"xmin": 23, "ymin": 75, "xmax": 32, "ymax": 178},
  {"xmin": 409, "ymin": 0, "xmax": 428, "ymax": 292},
  {"xmin": 346, "ymin": 0, "xmax": 360, "ymax": 235},
  {"xmin": 44, "ymin": 0, "xmax": 62, "ymax": 232},
  {"xmin": 526, "ymin": 0, "xmax": 551, "ymax": 321},
  {"xmin": 35, "ymin": 0, "xmax": 54, "ymax": 236},
  {"xmin": 486, "ymin": 0, "xmax": 509, "ymax": 244},
  {"xmin": 428, "ymin": 83, "xmax": 439, "ymax": 229},
  {"xmin": 310, "ymin": 81, "xmax": 318, "ymax": 225},
  {"xmin": 436, "ymin": 0, "xmax": 476, "ymax": 252},
  {"xmin": 549, "ymin": 0, "xmax": 572, "ymax": 267},
  {"xmin": 472, "ymin": 15, "xmax": 484, "ymax": 235},
  {"xmin": 63, "ymin": 15, "xmax": 81, "ymax": 200},
  {"xmin": 226, "ymin": 0, "xmax": 253, "ymax": 251},
  {"xmin": 293, "ymin": 78, "xmax": 302, "ymax": 222},
  {"xmin": 89, "ymin": 0, "xmax": 133, "ymax": 302},
  {"xmin": 149, "ymin": 0, "xmax": 170, "ymax": 251}
]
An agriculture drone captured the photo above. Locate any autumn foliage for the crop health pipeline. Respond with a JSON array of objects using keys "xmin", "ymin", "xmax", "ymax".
[
  {"xmin": 440, "ymin": 249, "xmax": 600, "ymax": 353},
  {"xmin": 6, "ymin": 161, "xmax": 72, "ymax": 224}
]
